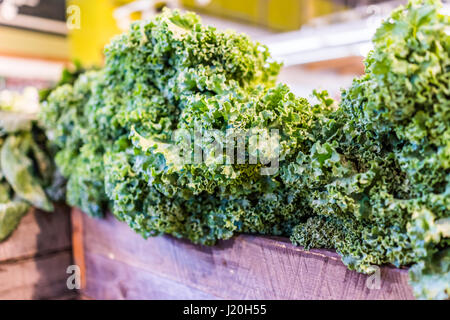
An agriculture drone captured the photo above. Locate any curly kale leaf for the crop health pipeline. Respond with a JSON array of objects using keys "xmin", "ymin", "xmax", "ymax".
[
  {"xmin": 291, "ymin": 0, "xmax": 449, "ymax": 298},
  {"xmin": 41, "ymin": 2, "xmax": 449, "ymax": 299}
]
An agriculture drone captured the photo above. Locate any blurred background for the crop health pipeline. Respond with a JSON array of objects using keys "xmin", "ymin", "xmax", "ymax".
[{"xmin": 0, "ymin": 0, "xmax": 448, "ymax": 99}]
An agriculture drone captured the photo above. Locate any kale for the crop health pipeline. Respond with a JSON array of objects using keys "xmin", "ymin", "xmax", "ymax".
[
  {"xmin": 41, "ymin": 1, "xmax": 449, "ymax": 299},
  {"xmin": 39, "ymin": 60, "xmax": 89, "ymax": 102},
  {"xmin": 291, "ymin": 0, "xmax": 449, "ymax": 299}
]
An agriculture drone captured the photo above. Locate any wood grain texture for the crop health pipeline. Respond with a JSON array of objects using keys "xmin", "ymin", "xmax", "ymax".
[
  {"xmin": 71, "ymin": 208, "xmax": 86, "ymax": 289},
  {"xmin": 0, "ymin": 204, "xmax": 71, "ymax": 262},
  {"xmin": 76, "ymin": 209, "xmax": 415, "ymax": 300},
  {"xmin": 0, "ymin": 205, "xmax": 73, "ymax": 300},
  {"xmin": 84, "ymin": 252, "xmax": 219, "ymax": 300},
  {"xmin": 304, "ymin": 56, "xmax": 365, "ymax": 75},
  {"xmin": 0, "ymin": 251, "xmax": 73, "ymax": 299}
]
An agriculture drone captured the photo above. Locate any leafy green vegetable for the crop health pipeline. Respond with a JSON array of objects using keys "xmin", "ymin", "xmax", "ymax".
[
  {"xmin": 39, "ymin": 60, "xmax": 89, "ymax": 102},
  {"xmin": 41, "ymin": 9, "xmax": 283, "ymax": 220},
  {"xmin": 0, "ymin": 87, "xmax": 64, "ymax": 242},
  {"xmin": 409, "ymin": 248, "xmax": 450, "ymax": 300},
  {"xmin": 0, "ymin": 182, "xmax": 11, "ymax": 203},
  {"xmin": 0, "ymin": 201, "xmax": 29, "ymax": 241},
  {"xmin": 41, "ymin": 0, "xmax": 449, "ymax": 299},
  {"xmin": 0, "ymin": 87, "xmax": 40, "ymax": 134},
  {"xmin": 0, "ymin": 112, "xmax": 36, "ymax": 134},
  {"xmin": 1, "ymin": 134, "xmax": 53, "ymax": 211},
  {"xmin": 290, "ymin": 0, "xmax": 449, "ymax": 299}
]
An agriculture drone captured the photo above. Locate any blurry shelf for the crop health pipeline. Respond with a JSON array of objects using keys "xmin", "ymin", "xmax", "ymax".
[
  {"xmin": 0, "ymin": 55, "xmax": 65, "ymax": 81},
  {"xmin": 264, "ymin": 13, "xmax": 378, "ymax": 66},
  {"xmin": 264, "ymin": 1, "xmax": 450, "ymax": 66},
  {"xmin": 0, "ymin": 26, "xmax": 69, "ymax": 61},
  {"xmin": 0, "ymin": 14, "xmax": 67, "ymax": 35}
]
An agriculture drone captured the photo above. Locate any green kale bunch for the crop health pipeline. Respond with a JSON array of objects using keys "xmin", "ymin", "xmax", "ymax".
[
  {"xmin": 104, "ymin": 84, "xmax": 332, "ymax": 244},
  {"xmin": 39, "ymin": 60, "xmax": 89, "ymax": 102},
  {"xmin": 42, "ymin": 8, "xmax": 328, "ymax": 242},
  {"xmin": 290, "ymin": 0, "xmax": 449, "ymax": 299},
  {"xmin": 0, "ymin": 88, "xmax": 61, "ymax": 241},
  {"xmin": 41, "ymin": 1, "xmax": 449, "ymax": 299}
]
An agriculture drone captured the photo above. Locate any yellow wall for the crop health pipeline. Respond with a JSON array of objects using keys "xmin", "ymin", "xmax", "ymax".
[
  {"xmin": 67, "ymin": 0, "xmax": 130, "ymax": 66},
  {"xmin": 0, "ymin": 1, "xmax": 130, "ymax": 65},
  {"xmin": 0, "ymin": 0, "xmax": 348, "ymax": 64}
]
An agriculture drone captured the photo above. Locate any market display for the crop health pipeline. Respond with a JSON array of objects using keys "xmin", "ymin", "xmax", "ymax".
[
  {"xmin": 40, "ymin": 0, "xmax": 448, "ymax": 299},
  {"xmin": 0, "ymin": 88, "xmax": 62, "ymax": 241}
]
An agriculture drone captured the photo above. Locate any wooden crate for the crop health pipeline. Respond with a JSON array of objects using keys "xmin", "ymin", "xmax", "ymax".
[
  {"xmin": 0, "ymin": 205, "xmax": 74, "ymax": 300},
  {"xmin": 72, "ymin": 208, "xmax": 415, "ymax": 300}
]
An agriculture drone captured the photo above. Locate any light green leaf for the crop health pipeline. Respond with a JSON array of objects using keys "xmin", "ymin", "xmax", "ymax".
[
  {"xmin": 0, "ymin": 111, "xmax": 36, "ymax": 134},
  {"xmin": 436, "ymin": 218, "xmax": 450, "ymax": 238},
  {"xmin": 0, "ymin": 201, "xmax": 29, "ymax": 242},
  {"xmin": 0, "ymin": 182, "xmax": 11, "ymax": 203},
  {"xmin": 1, "ymin": 134, "xmax": 53, "ymax": 211}
]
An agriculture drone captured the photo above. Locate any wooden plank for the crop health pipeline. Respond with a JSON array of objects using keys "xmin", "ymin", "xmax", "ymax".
[
  {"xmin": 304, "ymin": 56, "xmax": 365, "ymax": 75},
  {"xmin": 52, "ymin": 292, "xmax": 79, "ymax": 300},
  {"xmin": 0, "ymin": 250, "xmax": 73, "ymax": 300},
  {"xmin": 78, "ymin": 212, "xmax": 415, "ymax": 300},
  {"xmin": 71, "ymin": 208, "xmax": 86, "ymax": 289},
  {"xmin": 84, "ymin": 252, "xmax": 219, "ymax": 300},
  {"xmin": 0, "ymin": 205, "xmax": 72, "ymax": 262}
]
